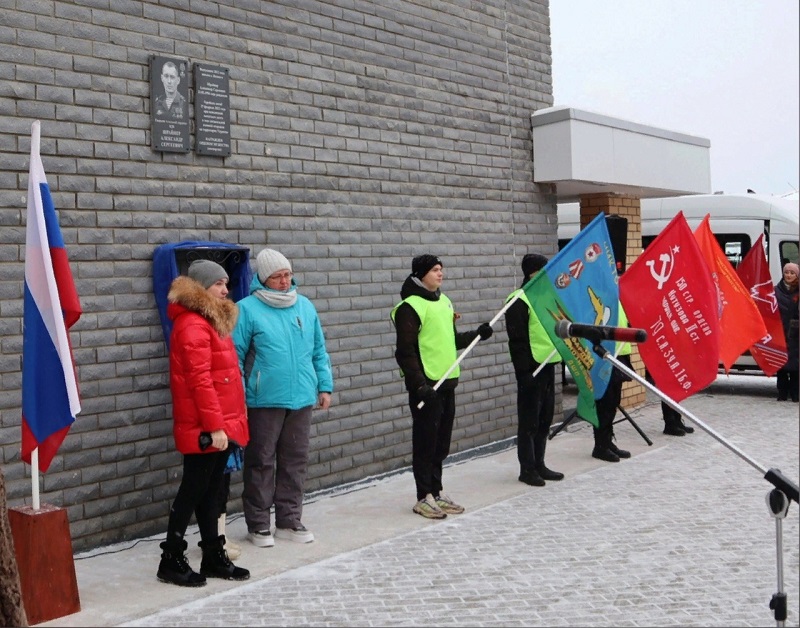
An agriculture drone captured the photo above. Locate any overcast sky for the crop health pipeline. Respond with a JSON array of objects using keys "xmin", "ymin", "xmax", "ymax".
[{"xmin": 549, "ymin": 0, "xmax": 799, "ymax": 197}]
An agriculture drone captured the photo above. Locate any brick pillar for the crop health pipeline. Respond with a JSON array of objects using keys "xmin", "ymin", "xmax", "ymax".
[{"xmin": 578, "ymin": 193, "xmax": 646, "ymax": 409}]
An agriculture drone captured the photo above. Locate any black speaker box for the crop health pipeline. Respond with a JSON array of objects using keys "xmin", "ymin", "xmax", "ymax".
[{"xmin": 605, "ymin": 214, "xmax": 628, "ymax": 274}]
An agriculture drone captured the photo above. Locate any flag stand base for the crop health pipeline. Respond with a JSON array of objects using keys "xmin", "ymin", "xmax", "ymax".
[
  {"xmin": 9, "ymin": 504, "xmax": 81, "ymax": 625},
  {"xmin": 548, "ymin": 404, "xmax": 651, "ymax": 445}
]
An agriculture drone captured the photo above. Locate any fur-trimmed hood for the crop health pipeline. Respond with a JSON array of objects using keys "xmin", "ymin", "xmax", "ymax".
[{"xmin": 167, "ymin": 275, "xmax": 238, "ymax": 337}]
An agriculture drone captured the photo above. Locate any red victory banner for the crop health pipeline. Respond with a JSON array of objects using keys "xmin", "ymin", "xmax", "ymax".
[
  {"xmin": 620, "ymin": 212, "xmax": 719, "ymax": 402},
  {"xmin": 735, "ymin": 234, "xmax": 787, "ymax": 376},
  {"xmin": 694, "ymin": 215, "xmax": 768, "ymax": 372}
]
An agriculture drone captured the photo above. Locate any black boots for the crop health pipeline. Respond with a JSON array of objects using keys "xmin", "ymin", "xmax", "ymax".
[
  {"xmin": 663, "ymin": 415, "xmax": 686, "ymax": 436},
  {"xmin": 200, "ymin": 535, "xmax": 250, "ymax": 581},
  {"xmin": 536, "ymin": 465, "xmax": 565, "ymax": 481},
  {"xmin": 157, "ymin": 539, "xmax": 206, "ymax": 587},
  {"xmin": 664, "ymin": 419, "xmax": 694, "ymax": 435},
  {"xmin": 519, "ymin": 469, "xmax": 546, "ymax": 486},
  {"xmin": 158, "ymin": 535, "xmax": 249, "ymax": 585},
  {"xmin": 592, "ymin": 445, "xmax": 620, "ymax": 463},
  {"xmin": 663, "ymin": 404, "xmax": 692, "ymax": 435},
  {"xmin": 608, "ymin": 441, "xmax": 631, "ymax": 459},
  {"xmin": 519, "ymin": 465, "xmax": 564, "ymax": 486},
  {"xmin": 592, "ymin": 429, "xmax": 620, "ymax": 462}
]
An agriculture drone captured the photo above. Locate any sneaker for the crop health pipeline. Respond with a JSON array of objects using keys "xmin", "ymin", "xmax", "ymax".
[
  {"xmin": 275, "ymin": 525, "xmax": 315, "ymax": 544},
  {"xmin": 435, "ymin": 493, "xmax": 465, "ymax": 515},
  {"xmin": 412, "ymin": 494, "xmax": 447, "ymax": 519},
  {"xmin": 248, "ymin": 530, "xmax": 275, "ymax": 548}
]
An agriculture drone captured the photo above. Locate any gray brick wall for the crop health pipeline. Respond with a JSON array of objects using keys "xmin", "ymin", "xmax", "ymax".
[{"xmin": 0, "ymin": 0, "xmax": 560, "ymax": 551}]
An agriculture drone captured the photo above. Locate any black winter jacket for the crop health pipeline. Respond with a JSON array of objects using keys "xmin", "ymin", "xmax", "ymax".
[{"xmin": 775, "ymin": 279, "xmax": 799, "ymax": 372}]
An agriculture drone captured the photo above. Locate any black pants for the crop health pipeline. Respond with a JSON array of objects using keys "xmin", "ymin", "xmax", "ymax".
[
  {"xmin": 515, "ymin": 363, "xmax": 555, "ymax": 473},
  {"xmin": 409, "ymin": 386, "xmax": 456, "ymax": 501},
  {"xmin": 166, "ymin": 450, "xmax": 228, "ymax": 546},
  {"xmin": 776, "ymin": 368, "xmax": 799, "ymax": 401},
  {"xmin": 594, "ymin": 355, "xmax": 631, "ymax": 445},
  {"xmin": 218, "ymin": 472, "xmax": 231, "ymax": 518},
  {"xmin": 662, "ymin": 401, "xmax": 682, "ymax": 424}
]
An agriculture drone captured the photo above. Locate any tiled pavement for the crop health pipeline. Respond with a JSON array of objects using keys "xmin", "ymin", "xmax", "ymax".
[{"xmin": 43, "ymin": 374, "xmax": 799, "ymax": 627}]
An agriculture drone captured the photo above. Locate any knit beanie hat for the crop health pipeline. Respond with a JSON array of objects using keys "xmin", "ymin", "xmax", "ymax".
[
  {"xmin": 256, "ymin": 248, "xmax": 292, "ymax": 283},
  {"xmin": 783, "ymin": 262, "xmax": 799, "ymax": 276},
  {"xmin": 187, "ymin": 259, "xmax": 228, "ymax": 289},
  {"xmin": 411, "ymin": 254, "xmax": 442, "ymax": 279},
  {"xmin": 522, "ymin": 253, "xmax": 548, "ymax": 278}
]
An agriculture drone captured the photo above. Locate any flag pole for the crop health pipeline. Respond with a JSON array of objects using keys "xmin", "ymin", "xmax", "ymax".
[
  {"xmin": 417, "ymin": 291, "xmax": 524, "ymax": 409},
  {"xmin": 32, "ymin": 448, "xmax": 40, "ymax": 510},
  {"xmin": 531, "ymin": 348, "xmax": 558, "ymax": 378}
]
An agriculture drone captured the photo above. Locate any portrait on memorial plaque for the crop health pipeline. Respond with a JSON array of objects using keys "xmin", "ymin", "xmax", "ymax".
[
  {"xmin": 154, "ymin": 60, "xmax": 187, "ymax": 120},
  {"xmin": 150, "ymin": 55, "xmax": 190, "ymax": 153}
]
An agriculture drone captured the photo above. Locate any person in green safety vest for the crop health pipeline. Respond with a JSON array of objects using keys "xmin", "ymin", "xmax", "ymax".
[
  {"xmin": 391, "ymin": 254, "xmax": 493, "ymax": 519},
  {"xmin": 505, "ymin": 253, "xmax": 565, "ymax": 487},
  {"xmin": 591, "ymin": 304, "xmax": 634, "ymax": 463}
]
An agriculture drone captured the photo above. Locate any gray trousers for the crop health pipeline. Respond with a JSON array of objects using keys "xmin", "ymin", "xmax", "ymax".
[{"xmin": 242, "ymin": 406, "xmax": 312, "ymax": 532}]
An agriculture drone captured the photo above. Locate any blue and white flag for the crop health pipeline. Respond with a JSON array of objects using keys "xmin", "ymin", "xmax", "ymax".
[{"xmin": 524, "ymin": 213, "xmax": 620, "ymax": 426}]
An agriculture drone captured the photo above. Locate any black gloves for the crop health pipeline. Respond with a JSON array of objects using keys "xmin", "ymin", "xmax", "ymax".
[
  {"xmin": 476, "ymin": 322, "xmax": 493, "ymax": 341},
  {"xmin": 416, "ymin": 384, "xmax": 439, "ymax": 406}
]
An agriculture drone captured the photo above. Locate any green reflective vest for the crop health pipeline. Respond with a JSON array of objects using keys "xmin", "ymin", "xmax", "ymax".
[
  {"xmin": 617, "ymin": 305, "xmax": 632, "ymax": 356},
  {"xmin": 506, "ymin": 290, "xmax": 562, "ymax": 364},
  {"xmin": 391, "ymin": 293, "xmax": 459, "ymax": 380}
]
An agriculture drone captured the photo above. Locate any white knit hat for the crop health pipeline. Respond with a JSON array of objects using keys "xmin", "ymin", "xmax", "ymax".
[{"xmin": 256, "ymin": 248, "xmax": 292, "ymax": 283}]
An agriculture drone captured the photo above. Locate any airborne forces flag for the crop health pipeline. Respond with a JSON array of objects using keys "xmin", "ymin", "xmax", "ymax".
[{"xmin": 523, "ymin": 213, "xmax": 620, "ymax": 427}]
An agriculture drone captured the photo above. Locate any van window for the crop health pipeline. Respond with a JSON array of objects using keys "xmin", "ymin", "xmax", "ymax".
[
  {"xmin": 642, "ymin": 233, "xmax": 751, "ymax": 268},
  {"xmin": 780, "ymin": 240, "xmax": 799, "ymax": 267},
  {"xmin": 716, "ymin": 234, "xmax": 751, "ymax": 268}
]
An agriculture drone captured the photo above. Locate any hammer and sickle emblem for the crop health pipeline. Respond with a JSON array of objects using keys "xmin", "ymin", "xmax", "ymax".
[{"xmin": 646, "ymin": 253, "xmax": 673, "ymax": 289}]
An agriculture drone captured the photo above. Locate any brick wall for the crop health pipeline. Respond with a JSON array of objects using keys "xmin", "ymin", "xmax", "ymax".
[{"xmin": 0, "ymin": 0, "xmax": 556, "ymax": 551}]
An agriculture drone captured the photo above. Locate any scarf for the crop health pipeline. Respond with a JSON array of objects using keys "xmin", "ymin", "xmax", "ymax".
[
  {"xmin": 412, "ymin": 276, "xmax": 440, "ymax": 293},
  {"xmin": 254, "ymin": 286, "xmax": 298, "ymax": 309}
]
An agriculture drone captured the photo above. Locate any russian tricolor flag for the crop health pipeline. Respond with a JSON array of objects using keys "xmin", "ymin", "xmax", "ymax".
[{"xmin": 22, "ymin": 121, "xmax": 82, "ymax": 473}]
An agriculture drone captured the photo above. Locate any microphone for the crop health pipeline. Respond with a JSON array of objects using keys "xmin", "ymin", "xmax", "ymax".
[{"xmin": 555, "ymin": 319, "xmax": 647, "ymax": 344}]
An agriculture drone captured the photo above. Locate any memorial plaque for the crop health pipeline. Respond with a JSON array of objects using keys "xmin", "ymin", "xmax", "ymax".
[
  {"xmin": 150, "ymin": 55, "xmax": 190, "ymax": 153},
  {"xmin": 194, "ymin": 64, "xmax": 231, "ymax": 157}
]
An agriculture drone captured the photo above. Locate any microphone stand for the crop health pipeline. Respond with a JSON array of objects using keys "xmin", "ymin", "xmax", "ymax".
[{"xmin": 593, "ymin": 341, "xmax": 798, "ymax": 626}]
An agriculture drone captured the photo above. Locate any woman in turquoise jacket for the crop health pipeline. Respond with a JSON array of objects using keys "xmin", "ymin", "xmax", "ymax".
[{"xmin": 233, "ymin": 249, "xmax": 333, "ymax": 548}]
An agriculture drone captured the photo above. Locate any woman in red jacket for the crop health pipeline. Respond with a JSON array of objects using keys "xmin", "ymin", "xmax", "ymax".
[{"xmin": 157, "ymin": 260, "xmax": 250, "ymax": 587}]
